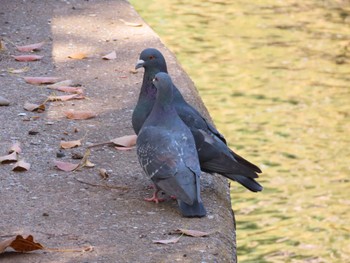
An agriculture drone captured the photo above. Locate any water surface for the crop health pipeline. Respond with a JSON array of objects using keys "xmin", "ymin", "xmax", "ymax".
[{"xmin": 130, "ymin": 0, "xmax": 350, "ymax": 262}]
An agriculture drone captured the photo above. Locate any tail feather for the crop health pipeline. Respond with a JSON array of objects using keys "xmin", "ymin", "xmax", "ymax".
[
  {"xmin": 229, "ymin": 174, "xmax": 263, "ymax": 192},
  {"xmin": 178, "ymin": 200, "xmax": 206, "ymax": 218}
]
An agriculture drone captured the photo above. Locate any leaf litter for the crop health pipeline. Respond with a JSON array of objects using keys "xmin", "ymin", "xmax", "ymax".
[
  {"xmin": 0, "ymin": 234, "xmax": 93, "ymax": 254},
  {"xmin": 24, "ymin": 102, "xmax": 46, "ymax": 112},
  {"xmin": 60, "ymin": 139, "xmax": 82, "ymax": 149},
  {"xmin": 16, "ymin": 41, "xmax": 45, "ymax": 52},
  {"xmin": 172, "ymin": 228, "xmax": 210, "ymax": 237},
  {"xmin": 102, "ymin": 51, "xmax": 117, "ymax": 60},
  {"xmin": 64, "ymin": 110, "xmax": 96, "ymax": 120},
  {"xmin": 47, "ymin": 79, "xmax": 74, "ymax": 87},
  {"xmin": 54, "ymin": 160, "xmax": 79, "ymax": 172},
  {"xmin": 47, "ymin": 86, "xmax": 84, "ymax": 94},
  {"xmin": 0, "ymin": 152, "xmax": 18, "ymax": 164},
  {"xmin": 12, "ymin": 159, "xmax": 31, "ymax": 171},
  {"xmin": 68, "ymin": 52, "xmax": 87, "ymax": 59},
  {"xmin": 48, "ymin": 94, "xmax": 85, "ymax": 102},
  {"xmin": 24, "ymin": 76, "xmax": 60, "ymax": 85},
  {"xmin": 8, "ymin": 142, "xmax": 22, "ymax": 154},
  {"xmin": 152, "ymin": 236, "xmax": 182, "ymax": 245},
  {"xmin": 12, "ymin": 55, "xmax": 43, "ymax": 62}
]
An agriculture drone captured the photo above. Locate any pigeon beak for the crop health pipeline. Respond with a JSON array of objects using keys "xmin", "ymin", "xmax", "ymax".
[{"xmin": 135, "ymin": 59, "xmax": 145, "ymax": 70}]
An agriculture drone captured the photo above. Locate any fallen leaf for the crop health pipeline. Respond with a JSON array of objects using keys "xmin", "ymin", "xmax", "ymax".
[
  {"xmin": 0, "ymin": 152, "xmax": 18, "ymax": 164},
  {"xmin": 12, "ymin": 160, "xmax": 31, "ymax": 171},
  {"xmin": 173, "ymin": 229, "xmax": 210, "ymax": 237},
  {"xmin": 16, "ymin": 42, "xmax": 45, "ymax": 52},
  {"xmin": 119, "ymin": 19, "xmax": 143, "ymax": 27},
  {"xmin": 8, "ymin": 67, "xmax": 30, "ymax": 74},
  {"xmin": 47, "ymin": 86, "xmax": 84, "ymax": 94},
  {"xmin": 110, "ymin": 135, "xmax": 137, "ymax": 148},
  {"xmin": 64, "ymin": 110, "xmax": 96, "ymax": 120},
  {"xmin": 24, "ymin": 76, "xmax": 60, "ymax": 85},
  {"xmin": 0, "ymin": 235, "xmax": 44, "ymax": 253},
  {"xmin": 60, "ymin": 139, "xmax": 82, "ymax": 149},
  {"xmin": 24, "ymin": 102, "xmax": 46, "ymax": 112},
  {"xmin": 47, "ymin": 80, "xmax": 74, "ymax": 88},
  {"xmin": 102, "ymin": 51, "xmax": 117, "ymax": 60},
  {"xmin": 54, "ymin": 160, "xmax": 79, "ymax": 172},
  {"xmin": 48, "ymin": 94, "xmax": 85, "ymax": 102},
  {"xmin": 99, "ymin": 168, "xmax": 109, "ymax": 180},
  {"xmin": 85, "ymin": 160, "xmax": 95, "ymax": 168},
  {"xmin": 152, "ymin": 236, "xmax": 181, "ymax": 245},
  {"xmin": 8, "ymin": 142, "xmax": 21, "ymax": 154},
  {"xmin": 115, "ymin": 146, "xmax": 135, "ymax": 151},
  {"xmin": 12, "ymin": 55, "xmax": 43, "ymax": 62},
  {"xmin": 68, "ymin": 52, "xmax": 87, "ymax": 59}
]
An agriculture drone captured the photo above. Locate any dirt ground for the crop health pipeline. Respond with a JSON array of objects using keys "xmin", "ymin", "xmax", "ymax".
[{"xmin": 0, "ymin": 0, "xmax": 235, "ymax": 262}]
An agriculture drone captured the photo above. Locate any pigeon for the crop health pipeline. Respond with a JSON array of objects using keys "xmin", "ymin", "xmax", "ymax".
[
  {"xmin": 133, "ymin": 48, "xmax": 263, "ymax": 192},
  {"xmin": 136, "ymin": 72, "xmax": 206, "ymax": 218}
]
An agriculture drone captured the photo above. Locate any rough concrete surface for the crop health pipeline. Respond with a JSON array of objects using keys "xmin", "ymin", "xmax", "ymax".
[{"xmin": 0, "ymin": 0, "xmax": 236, "ymax": 262}]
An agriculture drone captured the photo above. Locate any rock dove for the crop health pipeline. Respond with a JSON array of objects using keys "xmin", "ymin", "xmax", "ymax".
[
  {"xmin": 133, "ymin": 48, "xmax": 263, "ymax": 192},
  {"xmin": 136, "ymin": 72, "xmax": 206, "ymax": 218}
]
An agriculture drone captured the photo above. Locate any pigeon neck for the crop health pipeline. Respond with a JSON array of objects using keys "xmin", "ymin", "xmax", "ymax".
[{"xmin": 154, "ymin": 83, "xmax": 175, "ymax": 113}]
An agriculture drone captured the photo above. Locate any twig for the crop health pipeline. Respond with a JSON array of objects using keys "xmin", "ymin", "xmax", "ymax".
[
  {"xmin": 87, "ymin": 141, "xmax": 115, "ymax": 149},
  {"xmin": 74, "ymin": 178, "xmax": 129, "ymax": 191}
]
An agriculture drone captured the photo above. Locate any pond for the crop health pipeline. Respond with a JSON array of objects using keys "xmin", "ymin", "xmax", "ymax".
[{"xmin": 130, "ymin": 0, "xmax": 350, "ymax": 262}]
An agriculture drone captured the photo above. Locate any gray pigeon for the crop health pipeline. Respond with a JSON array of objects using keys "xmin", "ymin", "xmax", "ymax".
[
  {"xmin": 136, "ymin": 72, "xmax": 206, "ymax": 218},
  {"xmin": 133, "ymin": 48, "xmax": 263, "ymax": 192}
]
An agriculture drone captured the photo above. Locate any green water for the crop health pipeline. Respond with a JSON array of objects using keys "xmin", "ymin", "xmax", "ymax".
[{"xmin": 130, "ymin": 0, "xmax": 350, "ymax": 262}]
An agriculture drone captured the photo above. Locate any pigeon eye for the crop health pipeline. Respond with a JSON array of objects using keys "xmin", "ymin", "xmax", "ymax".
[
  {"xmin": 149, "ymin": 55, "xmax": 155, "ymax": 60},
  {"xmin": 154, "ymin": 77, "xmax": 158, "ymax": 81}
]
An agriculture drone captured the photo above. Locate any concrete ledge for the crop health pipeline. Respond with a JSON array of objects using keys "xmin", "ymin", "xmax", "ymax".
[{"xmin": 0, "ymin": 0, "xmax": 236, "ymax": 262}]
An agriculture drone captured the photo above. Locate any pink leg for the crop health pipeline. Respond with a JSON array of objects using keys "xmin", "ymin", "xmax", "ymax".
[{"xmin": 144, "ymin": 189, "xmax": 165, "ymax": 204}]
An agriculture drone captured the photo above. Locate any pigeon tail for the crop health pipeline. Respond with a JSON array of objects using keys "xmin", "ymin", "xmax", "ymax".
[
  {"xmin": 228, "ymin": 174, "xmax": 263, "ymax": 192},
  {"xmin": 178, "ymin": 200, "xmax": 207, "ymax": 218}
]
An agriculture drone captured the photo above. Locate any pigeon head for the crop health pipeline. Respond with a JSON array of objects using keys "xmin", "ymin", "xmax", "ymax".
[{"xmin": 135, "ymin": 48, "xmax": 167, "ymax": 73}]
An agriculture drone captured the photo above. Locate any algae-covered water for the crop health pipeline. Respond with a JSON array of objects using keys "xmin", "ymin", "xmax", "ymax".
[{"xmin": 130, "ymin": 0, "xmax": 350, "ymax": 262}]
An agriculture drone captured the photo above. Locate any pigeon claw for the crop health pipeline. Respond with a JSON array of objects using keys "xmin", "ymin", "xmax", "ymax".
[{"xmin": 144, "ymin": 189, "xmax": 165, "ymax": 204}]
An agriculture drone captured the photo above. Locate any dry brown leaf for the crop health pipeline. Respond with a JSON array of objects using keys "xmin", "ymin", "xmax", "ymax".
[
  {"xmin": 24, "ymin": 76, "xmax": 60, "ymax": 85},
  {"xmin": 24, "ymin": 102, "xmax": 46, "ymax": 112},
  {"xmin": 64, "ymin": 110, "xmax": 96, "ymax": 120},
  {"xmin": 111, "ymin": 135, "xmax": 137, "ymax": 147},
  {"xmin": 60, "ymin": 139, "xmax": 82, "ymax": 149},
  {"xmin": 16, "ymin": 42, "xmax": 45, "ymax": 52},
  {"xmin": 48, "ymin": 94, "xmax": 85, "ymax": 102},
  {"xmin": 8, "ymin": 142, "xmax": 21, "ymax": 154},
  {"xmin": 0, "ymin": 235, "xmax": 44, "ymax": 253},
  {"xmin": 47, "ymin": 86, "xmax": 83, "ymax": 94},
  {"xmin": 0, "ymin": 152, "xmax": 18, "ymax": 164},
  {"xmin": 99, "ymin": 168, "xmax": 109, "ymax": 180},
  {"xmin": 119, "ymin": 19, "xmax": 143, "ymax": 27},
  {"xmin": 12, "ymin": 55, "xmax": 43, "ymax": 62},
  {"xmin": 174, "ymin": 229, "xmax": 210, "ymax": 237},
  {"xmin": 68, "ymin": 52, "xmax": 87, "ymax": 59},
  {"xmin": 54, "ymin": 160, "xmax": 79, "ymax": 172},
  {"xmin": 152, "ymin": 236, "xmax": 181, "ymax": 245},
  {"xmin": 12, "ymin": 160, "xmax": 31, "ymax": 172},
  {"xmin": 102, "ymin": 51, "xmax": 117, "ymax": 60}
]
